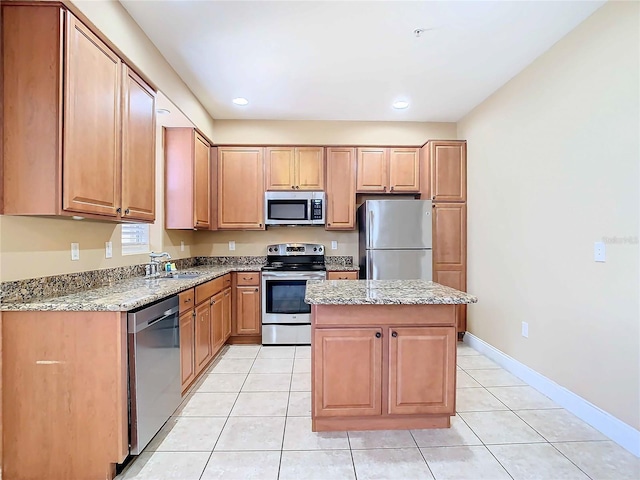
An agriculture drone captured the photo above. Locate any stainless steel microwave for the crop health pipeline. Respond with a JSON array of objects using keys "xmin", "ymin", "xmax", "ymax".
[{"xmin": 264, "ymin": 191, "xmax": 325, "ymax": 226}]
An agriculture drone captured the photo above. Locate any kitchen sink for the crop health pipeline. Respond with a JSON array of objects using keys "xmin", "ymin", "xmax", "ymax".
[{"xmin": 155, "ymin": 273, "xmax": 202, "ymax": 280}]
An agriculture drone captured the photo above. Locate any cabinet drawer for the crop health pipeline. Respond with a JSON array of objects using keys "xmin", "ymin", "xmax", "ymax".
[
  {"xmin": 195, "ymin": 275, "xmax": 226, "ymax": 304},
  {"xmin": 327, "ymin": 271, "xmax": 358, "ymax": 280},
  {"xmin": 236, "ymin": 272, "xmax": 260, "ymax": 286},
  {"xmin": 178, "ymin": 289, "xmax": 194, "ymax": 313}
]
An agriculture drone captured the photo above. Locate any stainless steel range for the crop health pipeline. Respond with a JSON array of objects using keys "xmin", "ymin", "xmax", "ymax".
[{"xmin": 261, "ymin": 243, "xmax": 326, "ymax": 345}]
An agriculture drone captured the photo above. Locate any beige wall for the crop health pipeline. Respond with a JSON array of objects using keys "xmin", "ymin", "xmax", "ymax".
[
  {"xmin": 459, "ymin": 1, "xmax": 639, "ymax": 429},
  {"xmin": 211, "ymin": 120, "xmax": 457, "ymax": 145}
]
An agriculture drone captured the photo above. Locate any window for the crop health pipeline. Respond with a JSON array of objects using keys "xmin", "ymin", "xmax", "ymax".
[{"xmin": 121, "ymin": 224, "xmax": 150, "ymax": 255}]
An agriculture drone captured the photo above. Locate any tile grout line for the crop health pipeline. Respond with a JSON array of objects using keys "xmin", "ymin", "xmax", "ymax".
[
  {"xmin": 410, "ymin": 429, "xmax": 438, "ymax": 479},
  {"xmin": 198, "ymin": 348, "xmax": 260, "ymax": 480},
  {"xmin": 346, "ymin": 431, "xmax": 358, "ymax": 480},
  {"xmin": 276, "ymin": 350, "xmax": 296, "ymax": 480}
]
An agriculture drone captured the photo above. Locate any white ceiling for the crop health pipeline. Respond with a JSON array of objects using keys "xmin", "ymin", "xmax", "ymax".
[{"xmin": 121, "ymin": 0, "xmax": 605, "ymax": 122}]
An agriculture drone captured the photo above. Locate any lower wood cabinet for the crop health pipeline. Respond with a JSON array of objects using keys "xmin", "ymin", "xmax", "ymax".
[
  {"xmin": 194, "ymin": 301, "xmax": 213, "ymax": 375},
  {"xmin": 388, "ymin": 326, "xmax": 456, "ymax": 415},
  {"xmin": 179, "ymin": 309, "xmax": 196, "ymax": 390},
  {"xmin": 211, "ymin": 290, "xmax": 225, "ymax": 355},
  {"xmin": 326, "ymin": 271, "xmax": 359, "ymax": 280},
  {"xmin": 223, "ymin": 287, "xmax": 232, "ymax": 341},
  {"xmin": 231, "ymin": 272, "xmax": 261, "ymax": 340}
]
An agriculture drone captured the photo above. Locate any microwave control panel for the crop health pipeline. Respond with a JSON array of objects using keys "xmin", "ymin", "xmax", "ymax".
[{"xmin": 311, "ymin": 199, "xmax": 323, "ymax": 220}]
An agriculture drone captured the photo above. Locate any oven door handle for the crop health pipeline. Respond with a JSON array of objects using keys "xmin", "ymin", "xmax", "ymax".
[{"xmin": 262, "ymin": 272, "xmax": 326, "ymax": 280}]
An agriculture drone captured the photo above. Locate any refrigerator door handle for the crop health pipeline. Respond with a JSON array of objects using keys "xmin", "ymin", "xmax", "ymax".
[
  {"xmin": 368, "ymin": 210, "xmax": 374, "ymax": 249},
  {"xmin": 367, "ymin": 253, "xmax": 375, "ymax": 280}
]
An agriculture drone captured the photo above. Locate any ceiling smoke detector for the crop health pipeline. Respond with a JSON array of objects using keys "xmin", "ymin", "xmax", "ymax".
[
  {"xmin": 232, "ymin": 97, "xmax": 249, "ymax": 106},
  {"xmin": 414, "ymin": 28, "xmax": 426, "ymax": 37},
  {"xmin": 392, "ymin": 101, "xmax": 409, "ymax": 110}
]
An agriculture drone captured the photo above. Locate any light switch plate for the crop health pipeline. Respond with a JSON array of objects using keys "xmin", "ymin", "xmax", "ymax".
[
  {"xmin": 229, "ymin": 241, "xmax": 236, "ymax": 251},
  {"xmin": 594, "ymin": 241, "xmax": 606, "ymax": 262},
  {"xmin": 105, "ymin": 241, "xmax": 112, "ymax": 259},
  {"xmin": 521, "ymin": 321, "xmax": 529, "ymax": 338},
  {"xmin": 331, "ymin": 241, "xmax": 338, "ymax": 250},
  {"xmin": 71, "ymin": 243, "xmax": 80, "ymax": 261}
]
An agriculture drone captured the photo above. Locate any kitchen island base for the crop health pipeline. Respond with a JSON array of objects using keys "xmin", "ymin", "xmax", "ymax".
[{"xmin": 311, "ymin": 301, "xmax": 460, "ymax": 433}]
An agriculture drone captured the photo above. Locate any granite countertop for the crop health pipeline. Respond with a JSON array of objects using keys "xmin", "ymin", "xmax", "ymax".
[
  {"xmin": 0, "ymin": 265, "xmax": 261, "ymax": 312},
  {"xmin": 305, "ymin": 279, "xmax": 477, "ymax": 305},
  {"xmin": 325, "ymin": 265, "xmax": 360, "ymax": 272}
]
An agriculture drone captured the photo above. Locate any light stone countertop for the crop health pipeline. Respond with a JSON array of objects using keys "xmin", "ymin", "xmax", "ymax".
[
  {"xmin": 325, "ymin": 265, "xmax": 360, "ymax": 272},
  {"xmin": 305, "ymin": 279, "xmax": 477, "ymax": 305},
  {"xmin": 0, "ymin": 265, "xmax": 261, "ymax": 312}
]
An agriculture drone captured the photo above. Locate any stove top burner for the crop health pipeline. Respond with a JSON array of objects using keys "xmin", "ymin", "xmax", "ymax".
[
  {"xmin": 264, "ymin": 243, "xmax": 326, "ymax": 272},
  {"xmin": 262, "ymin": 264, "xmax": 326, "ymax": 272}
]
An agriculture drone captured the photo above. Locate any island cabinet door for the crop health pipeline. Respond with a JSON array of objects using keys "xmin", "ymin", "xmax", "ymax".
[
  {"xmin": 388, "ymin": 326, "xmax": 456, "ymax": 415},
  {"xmin": 179, "ymin": 310, "xmax": 196, "ymax": 392},
  {"xmin": 313, "ymin": 328, "xmax": 382, "ymax": 417}
]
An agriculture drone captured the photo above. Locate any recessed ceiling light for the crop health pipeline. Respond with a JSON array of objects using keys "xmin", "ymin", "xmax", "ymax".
[
  {"xmin": 156, "ymin": 108, "xmax": 171, "ymax": 115},
  {"xmin": 232, "ymin": 97, "xmax": 249, "ymax": 106},
  {"xmin": 392, "ymin": 101, "xmax": 409, "ymax": 110}
]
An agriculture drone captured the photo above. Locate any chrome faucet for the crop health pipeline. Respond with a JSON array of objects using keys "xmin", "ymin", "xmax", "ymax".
[{"xmin": 146, "ymin": 252, "xmax": 172, "ymax": 277}]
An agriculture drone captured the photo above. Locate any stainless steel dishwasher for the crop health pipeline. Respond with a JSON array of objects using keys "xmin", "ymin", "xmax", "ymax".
[{"xmin": 128, "ymin": 295, "xmax": 181, "ymax": 454}]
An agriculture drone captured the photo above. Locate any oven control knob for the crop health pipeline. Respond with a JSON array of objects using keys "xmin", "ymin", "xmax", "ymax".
[{"xmin": 313, "ymin": 247, "xmax": 317, "ymax": 251}]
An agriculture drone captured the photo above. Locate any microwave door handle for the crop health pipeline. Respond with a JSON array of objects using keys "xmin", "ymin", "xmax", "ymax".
[{"xmin": 307, "ymin": 200, "xmax": 312, "ymax": 222}]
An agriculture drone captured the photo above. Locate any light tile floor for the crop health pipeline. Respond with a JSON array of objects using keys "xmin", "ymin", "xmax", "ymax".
[{"xmin": 117, "ymin": 344, "xmax": 640, "ymax": 480}]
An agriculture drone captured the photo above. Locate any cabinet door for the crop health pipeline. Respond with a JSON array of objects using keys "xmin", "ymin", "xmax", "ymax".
[
  {"xmin": 179, "ymin": 310, "xmax": 195, "ymax": 392},
  {"xmin": 356, "ymin": 148, "xmax": 388, "ymax": 192},
  {"xmin": 222, "ymin": 287, "xmax": 232, "ymax": 342},
  {"xmin": 265, "ymin": 147, "xmax": 295, "ymax": 190},
  {"xmin": 430, "ymin": 141, "xmax": 466, "ymax": 202},
  {"xmin": 389, "ymin": 148, "xmax": 420, "ymax": 192},
  {"xmin": 326, "ymin": 271, "xmax": 358, "ymax": 280},
  {"xmin": 296, "ymin": 147, "xmax": 324, "ymax": 190},
  {"xmin": 193, "ymin": 132, "xmax": 211, "ymax": 229},
  {"xmin": 433, "ymin": 203, "xmax": 466, "ymax": 271},
  {"xmin": 63, "ymin": 14, "xmax": 121, "ymax": 217},
  {"xmin": 388, "ymin": 326, "xmax": 456, "ymax": 415},
  {"xmin": 326, "ymin": 148, "xmax": 356, "ymax": 230},
  {"xmin": 121, "ymin": 66, "xmax": 156, "ymax": 222},
  {"xmin": 313, "ymin": 328, "xmax": 382, "ymax": 417},
  {"xmin": 194, "ymin": 301, "xmax": 212, "ymax": 375},
  {"xmin": 234, "ymin": 286, "xmax": 261, "ymax": 335},
  {"xmin": 218, "ymin": 147, "xmax": 264, "ymax": 229},
  {"xmin": 210, "ymin": 291, "xmax": 224, "ymax": 356}
]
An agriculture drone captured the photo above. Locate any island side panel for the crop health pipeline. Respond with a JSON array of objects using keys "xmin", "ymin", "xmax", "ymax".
[
  {"xmin": 2, "ymin": 311, "xmax": 128, "ymax": 480},
  {"xmin": 311, "ymin": 303, "xmax": 457, "ymax": 432}
]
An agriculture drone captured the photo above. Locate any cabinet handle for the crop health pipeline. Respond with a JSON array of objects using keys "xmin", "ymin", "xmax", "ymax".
[
  {"xmin": 211, "ymin": 299, "xmax": 215, "ymax": 305},
  {"xmin": 375, "ymin": 332, "xmax": 381, "ymax": 338},
  {"xmin": 116, "ymin": 207, "xmax": 122, "ymax": 214},
  {"xmin": 392, "ymin": 331, "xmax": 398, "ymax": 338},
  {"xmin": 124, "ymin": 208, "xmax": 130, "ymax": 215},
  {"xmin": 184, "ymin": 298, "xmax": 192, "ymax": 303},
  {"xmin": 192, "ymin": 312, "xmax": 196, "ymax": 318}
]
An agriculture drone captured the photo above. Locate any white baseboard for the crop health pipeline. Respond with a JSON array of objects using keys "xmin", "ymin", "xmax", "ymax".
[{"xmin": 463, "ymin": 332, "xmax": 640, "ymax": 458}]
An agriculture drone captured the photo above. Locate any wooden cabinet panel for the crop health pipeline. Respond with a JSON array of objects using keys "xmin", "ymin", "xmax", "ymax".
[
  {"xmin": 430, "ymin": 141, "xmax": 466, "ymax": 202},
  {"xmin": 326, "ymin": 271, "xmax": 359, "ymax": 280},
  {"xmin": 195, "ymin": 301, "xmax": 212, "ymax": 375},
  {"xmin": 194, "ymin": 132, "xmax": 211, "ymax": 229},
  {"xmin": 356, "ymin": 148, "xmax": 388, "ymax": 192},
  {"xmin": 388, "ymin": 326, "xmax": 456, "ymax": 415},
  {"xmin": 296, "ymin": 147, "xmax": 324, "ymax": 190},
  {"xmin": 265, "ymin": 147, "xmax": 295, "ymax": 190},
  {"xmin": 178, "ymin": 288, "xmax": 195, "ymax": 314},
  {"xmin": 236, "ymin": 272, "xmax": 260, "ymax": 286},
  {"xmin": 389, "ymin": 148, "xmax": 420, "ymax": 192},
  {"xmin": 313, "ymin": 328, "xmax": 382, "ymax": 417},
  {"xmin": 433, "ymin": 203, "xmax": 466, "ymax": 270},
  {"xmin": 179, "ymin": 310, "xmax": 196, "ymax": 392},
  {"xmin": 218, "ymin": 147, "xmax": 265, "ymax": 229},
  {"xmin": 434, "ymin": 270, "xmax": 467, "ymax": 336},
  {"xmin": 63, "ymin": 14, "xmax": 121, "ymax": 217},
  {"xmin": 326, "ymin": 147, "xmax": 356, "ymax": 230},
  {"xmin": 234, "ymin": 286, "xmax": 261, "ymax": 335},
  {"xmin": 121, "ymin": 66, "xmax": 156, "ymax": 222},
  {"xmin": 223, "ymin": 287, "xmax": 232, "ymax": 342},
  {"xmin": 211, "ymin": 291, "xmax": 225, "ymax": 355}
]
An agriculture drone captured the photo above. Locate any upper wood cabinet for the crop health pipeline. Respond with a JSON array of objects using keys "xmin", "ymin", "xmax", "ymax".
[
  {"xmin": 356, "ymin": 148, "xmax": 420, "ymax": 193},
  {"xmin": 426, "ymin": 141, "xmax": 466, "ymax": 202},
  {"xmin": 165, "ymin": 128, "xmax": 212, "ymax": 230},
  {"xmin": 265, "ymin": 147, "xmax": 324, "ymax": 191},
  {"xmin": 326, "ymin": 147, "xmax": 356, "ymax": 230},
  {"xmin": 218, "ymin": 147, "xmax": 265, "ymax": 229},
  {"xmin": 1, "ymin": 5, "xmax": 156, "ymax": 222}
]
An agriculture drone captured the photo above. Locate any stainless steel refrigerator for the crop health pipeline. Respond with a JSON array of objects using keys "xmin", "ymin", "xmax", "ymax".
[{"xmin": 358, "ymin": 200, "xmax": 433, "ymax": 280}]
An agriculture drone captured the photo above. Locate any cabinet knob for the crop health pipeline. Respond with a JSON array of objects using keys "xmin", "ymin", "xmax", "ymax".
[
  {"xmin": 432, "ymin": 196, "xmax": 436, "ymax": 200},
  {"xmin": 255, "ymin": 288, "xmax": 259, "ymax": 292},
  {"xmin": 383, "ymin": 186, "xmax": 387, "ymax": 191},
  {"xmin": 327, "ymin": 223, "xmax": 331, "ymax": 226},
  {"xmin": 392, "ymin": 331, "xmax": 398, "ymax": 337},
  {"xmin": 291, "ymin": 185, "xmax": 295, "ymax": 189},
  {"xmin": 375, "ymin": 332, "xmax": 381, "ymax": 338},
  {"xmin": 432, "ymin": 204, "xmax": 435, "ymax": 208},
  {"xmin": 211, "ymin": 299, "xmax": 215, "ymax": 305},
  {"xmin": 184, "ymin": 298, "xmax": 192, "ymax": 303},
  {"xmin": 296, "ymin": 185, "xmax": 299, "ymax": 189},
  {"xmin": 124, "ymin": 208, "xmax": 130, "ymax": 215},
  {"xmin": 116, "ymin": 207, "xmax": 122, "ymax": 214},
  {"xmin": 259, "ymin": 223, "xmax": 263, "ymax": 227},
  {"xmin": 390, "ymin": 186, "xmax": 394, "ymax": 192}
]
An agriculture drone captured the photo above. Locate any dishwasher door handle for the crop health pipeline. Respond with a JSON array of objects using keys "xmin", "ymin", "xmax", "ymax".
[{"xmin": 136, "ymin": 306, "xmax": 179, "ymax": 332}]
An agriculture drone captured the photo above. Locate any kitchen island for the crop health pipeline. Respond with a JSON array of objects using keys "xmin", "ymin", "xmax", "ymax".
[{"xmin": 305, "ymin": 279, "xmax": 477, "ymax": 432}]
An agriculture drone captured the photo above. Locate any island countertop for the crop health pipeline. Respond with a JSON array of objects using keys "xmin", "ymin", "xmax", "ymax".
[{"xmin": 305, "ymin": 279, "xmax": 477, "ymax": 305}]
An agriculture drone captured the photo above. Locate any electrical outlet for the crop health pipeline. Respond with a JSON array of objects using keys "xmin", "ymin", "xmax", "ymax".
[
  {"xmin": 71, "ymin": 243, "xmax": 80, "ymax": 261},
  {"xmin": 105, "ymin": 242, "xmax": 112, "ymax": 259},
  {"xmin": 594, "ymin": 241, "xmax": 606, "ymax": 262},
  {"xmin": 180, "ymin": 241, "xmax": 185, "ymax": 252},
  {"xmin": 331, "ymin": 240, "xmax": 338, "ymax": 250},
  {"xmin": 522, "ymin": 321, "xmax": 529, "ymax": 338},
  {"xmin": 229, "ymin": 241, "xmax": 236, "ymax": 251}
]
